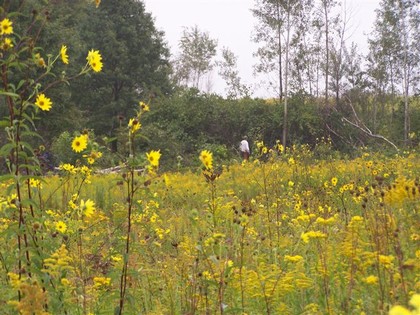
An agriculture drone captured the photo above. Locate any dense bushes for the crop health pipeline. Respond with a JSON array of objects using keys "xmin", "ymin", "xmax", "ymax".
[{"xmin": 45, "ymin": 89, "xmax": 420, "ymax": 170}]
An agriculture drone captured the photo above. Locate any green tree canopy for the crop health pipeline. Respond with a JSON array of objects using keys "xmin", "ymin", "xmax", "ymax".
[{"xmin": 34, "ymin": 0, "xmax": 172, "ymax": 139}]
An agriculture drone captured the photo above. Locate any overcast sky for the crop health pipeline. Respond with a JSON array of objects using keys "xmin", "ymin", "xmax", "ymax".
[{"xmin": 143, "ymin": 0, "xmax": 381, "ymax": 97}]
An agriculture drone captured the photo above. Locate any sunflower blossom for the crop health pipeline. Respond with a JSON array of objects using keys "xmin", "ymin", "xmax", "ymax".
[
  {"xmin": 80, "ymin": 199, "xmax": 95, "ymax": 217},
  {"xmin": 86, "ymin": 49, "xmax": 103, "ymax": 72},
  {"xmin": 35, "ymin": 94, "xmax": 52, "ymax": 111},
  {"xmin": 1, "ymin": 37, "xmax": 13, "ymax": 50},
  {"xmin": 60, "ymin": 45, "xmax": 69, "ymax": 64},
  {"xmin": 0, "ymin": 18, "xmax": 13, "ymax": 35},
  {"xmin": 389, "ymin": 305, "xmax": 411, "ymax": 315},
  {"xmin": 34, "ymin": 53, "xmax": 46, "ymax": 68},
  {"xmin": 71, "ymin": 135, "xmax": 88, "ymax": 153},
  {"xmin": 146, "ymin": 150, "xmax": 161, "ymax": 167},
  {"xmin": 55, "ymin": 221, "xmax": 67, "ymax": 233},
  {"xmin": 139, "ymin": 101, "xmax": 150, "ymax": 112},
  {"xmin": 128, "ymin": 118, "xmax": 141, "ymax": 134},
  {"xmin": 199, "ymin": 150, "xmax": 213, "ymax": 170}
]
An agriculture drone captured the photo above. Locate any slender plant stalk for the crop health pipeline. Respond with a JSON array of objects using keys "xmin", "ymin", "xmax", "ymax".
[{"xmin": 118, "ymin": 169, "xmax": 134, "ymax": 314}]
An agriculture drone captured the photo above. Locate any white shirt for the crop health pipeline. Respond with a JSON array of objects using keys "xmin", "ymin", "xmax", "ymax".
[{"xmin": 239, "ymin": 140, "xmax": 250, "ymax": 153}]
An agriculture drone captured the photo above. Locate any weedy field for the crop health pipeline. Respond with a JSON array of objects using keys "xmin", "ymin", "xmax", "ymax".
[{"xmin": 1, "ymin": 146, "xmax": 419, "ymax": 315}]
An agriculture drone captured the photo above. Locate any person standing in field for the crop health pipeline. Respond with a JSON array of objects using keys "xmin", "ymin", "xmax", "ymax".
[{"xmin": 239, "ymin": 136, "xmax": 250, "ymax": 161}]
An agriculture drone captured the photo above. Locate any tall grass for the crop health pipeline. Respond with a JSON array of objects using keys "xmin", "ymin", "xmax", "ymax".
[{"xmin": 2, "ymin": 148, "xmax": 418, "ymax": 314}]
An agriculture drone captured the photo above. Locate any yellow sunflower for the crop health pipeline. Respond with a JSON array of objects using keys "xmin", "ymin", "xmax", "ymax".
[
  {"xmin": 0, "ymin": 18, "xmax": 13, "ymax": 35},
  {"xmin": 55, "ymin": 221, "xmax": 67, "ymax": 233},
  {"xmin": 34, "ymin": 53, "xmax": 46, "ymax": 68},
  {"xmin": 71, "ymin": 135, "xmax": 88, "ymax": 153},
  {"xmin": 139, "ymin": 101, "xmax": 150, "ymax": 112},
  {"xmin": 86, "ymin": 49, "xmax": 103, "ymax": 72},
  {"xmin": 1, "ymin": 38, "xmax": 13, "ymax": 50},
  {"xmin": 60, "ymin": 45, "xmax": 69, "ymax": 64},
  {"xmin": 80, "ymin": 199, "xmax": 95, "ymax": 217},
  {"xmin": 146, "ymin": 150, "xmax": 161, "ymax": 167},
  {"xmin": 35, "ymin": 94, "xmax": 52, "ymax": 111},
  {"xmin": 199, "ymin": 150, "xmax": 213, "ymax": 170},
  {"xmin": 128, "ymin": 118, "xmax": 141, "ymax": 134}
]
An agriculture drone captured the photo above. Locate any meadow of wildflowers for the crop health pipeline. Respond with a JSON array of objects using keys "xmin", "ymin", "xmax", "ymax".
[
  {"xmin": 1, "ymin": 2, "xmax": 419, "ymax": 315},
  {"xmin": 1, "ymin": 136, "xmax": 419, "ymax": 314}
]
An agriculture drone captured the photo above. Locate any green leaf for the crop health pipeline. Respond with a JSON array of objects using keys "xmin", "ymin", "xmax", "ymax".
[
  {"xmin": 0, "ymin": 174, "xmax": 15, "ymax": 183},
  {"xmin": 0, "ymin": 90, "xmax": 20, "ymax": 98},
  {"xmin": 20, "ymin": 130, "xmax": 44, "ymax": 140},
  {"xmin": 20, "ymin": 198, "xmax": 39, "ymax": 209},
  {"xmin": 0, "ymin": 143, "xmax": 15, "ymax": 156},
  {"xmin": 16, "ymin": 79, "xmax": 26, "ymax": 91}
]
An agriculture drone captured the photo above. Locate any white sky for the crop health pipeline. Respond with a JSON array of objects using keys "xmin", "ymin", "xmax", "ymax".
[{"xmin": 143, "ymin": 0, "xmax": 381, "ymax": 97}]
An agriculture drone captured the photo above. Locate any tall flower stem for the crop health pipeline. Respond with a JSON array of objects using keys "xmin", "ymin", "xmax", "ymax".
[
  {"xmin": 118, "ymin": 169, "xmax": 135, "ymax": 314},
  {"xmin": 118, "ymin": 132, "xmax": 137, "ymax": 314}
]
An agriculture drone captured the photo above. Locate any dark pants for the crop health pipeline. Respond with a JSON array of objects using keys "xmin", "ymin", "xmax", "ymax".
[{"xmin": 241, "ymin": 151, "xmax": 249, "ymax": 161}]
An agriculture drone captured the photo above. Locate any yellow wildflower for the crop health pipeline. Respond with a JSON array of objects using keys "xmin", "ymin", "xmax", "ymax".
[
  {"xmin": 0, "ymin": 18, "xmax": 13, "ymax": 35},
  {"xmin": 276, "ymin": 140, "xmax": 284, "ymax": 153},
  {"xmin": 199, "ymin": 150, "xmax": 213, "ymax": 170},
  {"xmin": 80, "ymin": 199, "xmax": 95, "ymax": 217},
  {"xmin": 7, "ymin": 272, "xmax": 22, "ymax": 289},
  {"xmin": 55, "ymin": 221, "xmax": 67, "ymax": 233},
  {"xmin": 59, "ymin": 163, "xmax": 76, "ymax": 174},
  {"xmin": 315, "ymin": 216, "xmax": 336, "ymax": 226},
  {"xmin": 111, "ymin": 255, "xmax": 122, "ymax": 262},
  {"xmin": 202, "ymin": 271, "xmax": 212, "ymax": 280},
  {"xmin": 301, "ymin": 231, "xmax": 327, "ymax": 243},
  {"xmin": 93, "ymin": 276, "xmax": 111, "ymax": 288},
  {"xmin": 146, "ymin": 150, "xmax": 161, "ymax": 167},
  {"xmin": 139, "ymin": 101, "xmax": 150, "ymax": 112},
  {"xmin": 410, "ymin": 294, "xmax": 420, "ymax": 310},
  {"xmin": 389, "ymin": 305, "xmax": 412, "ymax": 315},
  {"xmin": 128, "ymin": 118, "xmax": 141, "ymax": 134},
  {"xmin": 378, "ymin": 255, "xmax": 394, "ymax": 268},
  {"xmin": 1, "ymin": 37, "xmax": 13, "ymax": 50},
  {"xmin": 29, "ymin": 178, "xmax": 42, "ymax": 188},
  {"xmin": 61, "ymin": 278, "xmax": 71, "ymax": 286},
  {"xmin": 86, "ymin": 49, "xmax": 103, "ymax": 72},
  {"xmin": 34, "ymin": 53, "xmax": 46, "ymax": 68},
  {"xmin": 284, "ymin": 255, "xmax": 304, "ymax": 263},
  {"xmin": 71, "ymin": 135, "xmax": 88, "ymax": 153},
  {"xmin": 363, "ymin": 275, "xmax": 378, "ymax": 284},
  {"xmin": 35, "ymin": 94, "xmax": 52, "ymax": 111},
  {"xmin": 60, "ymin": 45, "xmax": 69, "ymax": 64}
]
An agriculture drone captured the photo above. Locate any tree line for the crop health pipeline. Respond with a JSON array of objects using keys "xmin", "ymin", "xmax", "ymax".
[{"xmin": 1, "ymin": 0, "xmax": 419, "ymax": 170}]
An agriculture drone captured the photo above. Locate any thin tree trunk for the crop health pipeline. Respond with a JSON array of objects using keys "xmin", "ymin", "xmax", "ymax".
[
  {"xmin": 400, "ymin": 5, "xmax": 410, "ymax": 145},
  {"xmin": 282, "ymin": 1, "xmax": 291, "ymax": 148},
  {"xmin": 276, "ymin": 2, "xmax": 283, "ymax": 101},
  {"xmin": 323, "ymin": 1, "xmax": 329, "ymax": 106}
]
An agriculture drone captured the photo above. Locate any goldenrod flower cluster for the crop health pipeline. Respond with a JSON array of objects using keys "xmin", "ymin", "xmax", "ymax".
[
  {"xmin": 384, "ymin": 176, "xmax": 419, "ymax": 205},
  {"xmin": 42, "ymin": 244, "xmax": 74, "ymax": 278}
]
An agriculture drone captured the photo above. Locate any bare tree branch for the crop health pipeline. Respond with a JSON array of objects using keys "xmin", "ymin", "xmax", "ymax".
[{"xmin": 341, "ymin": 97, "xmax": 399, "ymax": 152}]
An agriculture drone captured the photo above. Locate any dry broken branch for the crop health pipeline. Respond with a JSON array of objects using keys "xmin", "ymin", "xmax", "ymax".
[{"xmin": 341, "ymin": 96, "xmax": 399, "ymax": 152}]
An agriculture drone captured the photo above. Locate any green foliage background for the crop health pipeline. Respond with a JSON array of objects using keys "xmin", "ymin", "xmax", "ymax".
[{"xmin": 2, "ymin": 0, "xmax": 419, "ymax": 172}]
